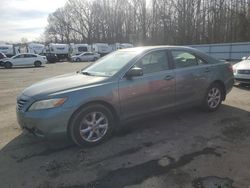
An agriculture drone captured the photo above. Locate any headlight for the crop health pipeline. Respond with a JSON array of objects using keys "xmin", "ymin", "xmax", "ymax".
[{"xmin": 28, "ymin": 98, "xmax": 67, "ymax": 111}]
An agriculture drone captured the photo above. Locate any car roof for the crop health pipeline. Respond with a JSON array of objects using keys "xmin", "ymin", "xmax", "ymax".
[
  {"xmin": 118, "ymin": 45, "xmax": 198, "ymax": 52},
  {"xmin": 118, "ymin": 45, "xmax": 219, "ymax": 63}
]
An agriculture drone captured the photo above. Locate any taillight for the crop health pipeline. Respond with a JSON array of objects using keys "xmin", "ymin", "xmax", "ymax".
[{"xmin": 228, "ymin": 64, "xmax": 233, "ymax": 73}]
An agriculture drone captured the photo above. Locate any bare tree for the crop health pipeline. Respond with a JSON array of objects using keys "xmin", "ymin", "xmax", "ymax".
[{"xmin": 45, "ymin": 0, "xmax": 250, "ymax": 45}]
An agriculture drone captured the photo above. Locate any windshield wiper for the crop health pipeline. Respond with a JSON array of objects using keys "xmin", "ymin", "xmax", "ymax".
[{"xmin": 81, "ymin": 71, "xmax": 92, "ymax": 76}]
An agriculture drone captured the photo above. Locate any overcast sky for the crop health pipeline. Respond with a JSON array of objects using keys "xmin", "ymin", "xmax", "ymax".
[{"xmin": 0, "ymin": 0, "xmax": 67, "ymax": 43}]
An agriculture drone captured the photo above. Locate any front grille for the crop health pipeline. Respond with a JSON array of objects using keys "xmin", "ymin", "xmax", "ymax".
[
  {"xmin": 17, "ymin": 99, "xmax": 28, "ymax": 111},
  {"xmin": 238, "ymin": 70, "xmax": 250, "ymax": 75}
]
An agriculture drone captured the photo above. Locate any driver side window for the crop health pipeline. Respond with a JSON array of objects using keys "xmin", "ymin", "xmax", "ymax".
[
  {"xmin": 14, "ymin": 54, "xmax": 24, "ymax": 59},
  {"xmin": 135, "ymin": 51, "xmax": 169, "ymax": 74}
]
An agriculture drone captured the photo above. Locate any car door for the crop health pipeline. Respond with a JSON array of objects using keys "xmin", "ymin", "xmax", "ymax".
[
  {"xmin": 23, "ymin": 54, "xmax": 36, "ymax": 65},
  {"xmin": 81, "ymin": 53, "xmax": 89, "ymax": 61},
  {"xmin": 12, "ymin": 54, "xmax": 25, "ymax": 66},
  {"xmin": 118, "ymin": 50, "xmax": 175, "ymax": 120},
  {"xmin": 170, "ymin": 50, "xmax": 212, "ymax": 106},
  {"xmin": 88, "ymin": 53, "xmax": 95, "ymax": 61}
]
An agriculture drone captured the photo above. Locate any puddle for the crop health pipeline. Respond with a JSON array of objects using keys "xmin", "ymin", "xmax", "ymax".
[
  {"xmin": 193, "ymin": 176, "xmax": 233, "ymax": 188},
  {"xmin": 62, "ymin": 147, "xmax": 221, "ymax": 188}
]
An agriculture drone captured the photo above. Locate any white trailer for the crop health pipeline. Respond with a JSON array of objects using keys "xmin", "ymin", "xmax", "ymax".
[
  {"xmin": 120, "ymin": 43, "xmax": 134, "ymax": 49},
  {"xmin": 0, "ymin": 44, "xmax": 16, "ymax": 57},
  {"xmin": 92, "ymin": 43, "xmax": 112, "ymax": 56},
  {"xmin": 110, "ymin": 43, "xmax": 134, "ymax": 51},
  {"xmin": 27, "ymin": 43, "xmax": 45, "ymax": 54},
  {"xmin": 70, "ymin": 43, "xmax": 90, "ymax": 55},
  {"xmin": 47, "ymin": 43, "xmax": 70, "ymax": 60}
]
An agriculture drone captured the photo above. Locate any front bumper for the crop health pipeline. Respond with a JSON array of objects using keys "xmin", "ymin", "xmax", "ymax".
[
  {"xmin": 0, "ymin": 61, "xmax": 4, "ymax": 66},
  {"xmin": 234, "ymin": 73, "xmax": 250, "ymax": 84},
  {"xmin": 16, "ymin": 106, "xmax": 75, "ymax": 139}
]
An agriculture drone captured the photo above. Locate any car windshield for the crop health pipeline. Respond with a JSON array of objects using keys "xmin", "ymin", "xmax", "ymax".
[{"xmin": 82, "ymin": 50, "xmax": 141, "ymax": 77}]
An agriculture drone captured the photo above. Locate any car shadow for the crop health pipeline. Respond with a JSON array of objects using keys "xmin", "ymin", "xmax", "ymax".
[
  {"xmin": 0, "ymin": 104, "xmax": 250, "ymax": 187},
  {"xmin": 1, "ymin": 104, "xmax": 249, "ymax": 152}
]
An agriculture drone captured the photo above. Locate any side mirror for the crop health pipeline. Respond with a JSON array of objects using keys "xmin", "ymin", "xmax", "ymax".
[
  {"xmin": 242, "ymin": 57, "xmax": 247, "ymax": 60},
  {"xmin": 125, "ymin": 67, "xmax": 143, "ymax": 78}
]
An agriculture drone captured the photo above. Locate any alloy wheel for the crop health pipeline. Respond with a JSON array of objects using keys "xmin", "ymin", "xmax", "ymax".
[
  {"xmin": 79, "ymin": 112, "xmax": 109, "ymax": 143},
  {"xmin": 207, "ymin": 87, "xmax": 221, "ymax": 109}
]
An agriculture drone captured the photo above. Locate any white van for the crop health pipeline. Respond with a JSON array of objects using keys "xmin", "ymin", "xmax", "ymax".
[
  {"xmin": 92, "ymin": 43, "xmax": 112, "ymax": 56},
  {"xmin": 70, "ymin": 43, "xmax": 90, "ymax": 55},
  {"xmin": 0, "ymin": 44, "xmax": 15, "ymax": 57},
  {"xmin": 110, "ymin": 43, "xmax": 134, "ymax": 51},
  {"xmin": 27, "ymin": 43, "xmax": 45, "ymax": 54},
  {"xmin": 47, "ymin": 43, "xmax": 69, "ymax": 60}
]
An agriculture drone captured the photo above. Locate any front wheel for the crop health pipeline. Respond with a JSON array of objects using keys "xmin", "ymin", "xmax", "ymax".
[
  {"xmin": 202, "ymin": 83, "xmax": 223, "ymax": 112},
  {"xmin": 69, "ymin": 104, "xmax": 115, "ymax": 147},
  {"xmin": 4, "ymin": 62, "xmax": 12, "ymax": 69},
  {"xmin": 34, "ymin": 61, "xmax": 42, "ymax": 67}
]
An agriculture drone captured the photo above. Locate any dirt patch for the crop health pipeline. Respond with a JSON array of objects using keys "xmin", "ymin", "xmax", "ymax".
[
  {"xmin": 45, "ymin": 160, "xmax": 73, "ymax": 178},
  {"xmin": 222, "ymin": 124, "xmax": 250, "ymax": 140},
  {"xmin": 219, "ymin": 116, "xmax": 250, "ymax": 141}
]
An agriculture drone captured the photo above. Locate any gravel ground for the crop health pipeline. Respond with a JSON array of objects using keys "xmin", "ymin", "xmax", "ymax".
[{"xmin": 0, "ymin": 62, "xmax": 250, "ymax": 188}]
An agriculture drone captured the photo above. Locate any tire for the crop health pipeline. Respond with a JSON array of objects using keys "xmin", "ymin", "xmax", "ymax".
[
  {"xmin": 69, "ymin": 104, "xmax": 115, "ymax": 147},
  {"xmin": 202, "ymin": 83, "xmax": 223, "ymax": 112},
  {"xmin": 76, "ymin": 58, "xmax": 81, "ymax": 62},
  {"xmin": 93, "ymin": 57, "xmax": 97, "ymax": 61},
  {"xmin": 34, "ymin": 61, "xmax": 42, "ymax": 67},
  {"xmin": 4, "ymin": 62, "xmax": 12, "ymax": 69}
]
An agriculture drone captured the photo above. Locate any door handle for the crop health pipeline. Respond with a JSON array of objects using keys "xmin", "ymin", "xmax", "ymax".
[{"xmin": 164, "ymin": 75, "xmax": 175, "ymax": 80}]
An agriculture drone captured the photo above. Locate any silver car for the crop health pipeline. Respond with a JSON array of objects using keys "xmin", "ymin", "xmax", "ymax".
[
  {"xmin": 233, "ymin": 56, "xmax": 250, "ymax": 84},
  {"xmin": 16, "ymin": 46, "xmax": 234, "ymax": 146},
  {"xmin": 71, "ymin": 52, "xmax": 100, "ymax": 62}
]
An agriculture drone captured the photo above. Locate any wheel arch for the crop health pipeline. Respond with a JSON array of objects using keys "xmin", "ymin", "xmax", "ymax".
[
  {"xmin": 67, "ymin": 100, "xmax": 120, "ymax": 139},
  {"xmin": 4, "ymin": 61, "xmax": 13, "ymax": 68},
  {"xmin": 210, "ymin": 80, "xmax": 226, "ymax": 100}
]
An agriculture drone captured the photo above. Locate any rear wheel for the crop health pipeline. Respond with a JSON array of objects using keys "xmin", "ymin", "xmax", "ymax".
[
  {"xmin": 202, "ymin": 83, "xmax": 223, "ymax": 112},
  {"xmin": 34, "ymin": 61, "xmax": 42, "ymax": 67},
  {"xmin": 4, "ymin": 62, "xmax": 12, "ymax": 69},
  {"xmin": 69, "ymin": 104, "xmax": 115, "ymax": 147}
]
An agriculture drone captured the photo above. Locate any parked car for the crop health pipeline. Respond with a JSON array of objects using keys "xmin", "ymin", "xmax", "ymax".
[
  {"xmin": 71, "ymin": 52, "xmax": 100, "ymax": 62},
  {"xmin": 233, "ymin": 56, "xmax": 250, "ymax": 85},
  {"xmin": 16, "ymin": 46, "xmax": 234, "ymax": 147},
  {"xmin": 40, "ymin": 53, "xmax": 58, "ymax": 63},
  {"xmin": 0, "ymin": 52, "xmax": 7, "ymax": 66},
  {"xmin": 2, "ymin": 53, "xmax": 47, "ymax": 68}
]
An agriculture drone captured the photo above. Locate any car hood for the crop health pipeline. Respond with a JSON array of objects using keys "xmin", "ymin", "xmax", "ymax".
[
  {"xmin": 2, "ymin": 57, "xmax": 11, "ymax": 62},
  {"xmin": 22, "ymin": 72, "xmax": 107, "ymax": 97},
  {"xmin": 234, "ymin": 60, "xmax": 250, "ymax": 70}
]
